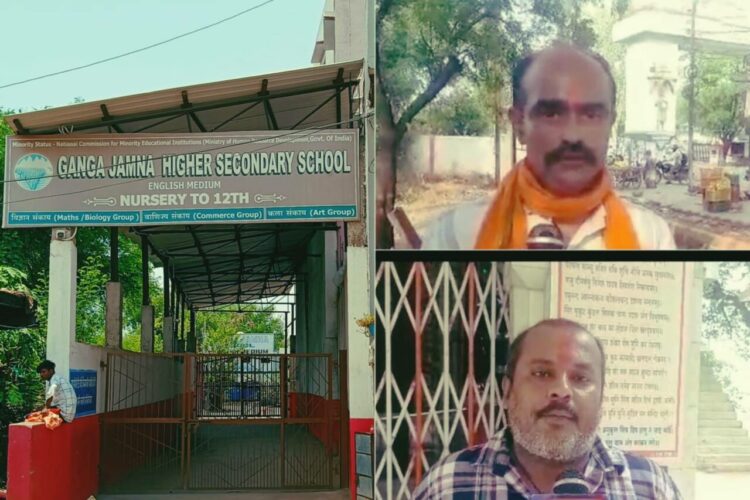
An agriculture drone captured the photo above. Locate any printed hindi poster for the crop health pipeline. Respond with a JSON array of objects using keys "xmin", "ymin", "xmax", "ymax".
[{"xmin": 557, "ymin": 262, "xmax": 687, "ymax": 458}]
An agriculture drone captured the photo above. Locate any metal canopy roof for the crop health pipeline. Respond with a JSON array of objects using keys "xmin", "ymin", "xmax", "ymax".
[
  {"xmin": 135, "ymin": 223, "xmax": 337, "ymax": 310},
  {"xmin": 5, "ymin": 59, "xmax": 363, "ymax": 135},
  {"xmin": 5, "ymin": 61, "xmax": 362, "ymax": 310}
]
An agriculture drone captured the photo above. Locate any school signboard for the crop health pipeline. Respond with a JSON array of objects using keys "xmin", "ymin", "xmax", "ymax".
[{"xmin": 3, "ymin": 129, "xmax": 359, "ymax": 227}]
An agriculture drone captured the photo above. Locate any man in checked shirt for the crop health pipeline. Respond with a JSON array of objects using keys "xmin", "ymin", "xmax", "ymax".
[
  {"xmin": 413, "ymin": 319, "xmax": 681, "ymax": 499},
  {"xmin": 36, "ymin": 359, "xmax": 77, "ymax": 423}
]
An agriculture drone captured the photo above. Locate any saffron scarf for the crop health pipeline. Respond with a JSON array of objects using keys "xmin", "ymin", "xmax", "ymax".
[{"xmin": 475, "ymin": 159, "xmax": 640, "ymax": 249}]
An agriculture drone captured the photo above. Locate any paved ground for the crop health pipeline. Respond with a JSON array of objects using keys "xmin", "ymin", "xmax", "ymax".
[
  {"xmin": 620, "ymin": 183, "xmax": 750, "ymax": 225},
  {"xmin": 621, "ymin": 184, "xmax": 750, "ymax": 248},
  {"xmin": 101, "ymin": 424, "xmax": 337, "ymax": 495},
  {"xmin": 394, "ymin": 177, "xmax": 750, "ymax": 249},
  {"xmin": 695, "ymin": 471, "xmax": 750, "ymax": 499},
  {"xmin": 97, "ymin": 490, "xmax": 348, "ymax": 499}
]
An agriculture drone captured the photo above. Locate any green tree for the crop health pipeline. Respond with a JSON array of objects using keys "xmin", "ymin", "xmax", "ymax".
[
  {"xmin": 0, "ymin": 266, "xmax": 45, "ymax": 488},
  {"xmin": 586, "ymin": 0, "xmax": 630, "ymax": 141},
  {"xmin": 413, "ymin": 86, "xmax": 493, "ymax": 136},
  {"xmin": 678, "ymin": 54, "xmax": 747, "ymax": 164},
  {"xmin": 375, "ymin": 0, "xmax": 602, "ymax": 246},
  {"xmin": 0, "ymin": 106, "xmax": 163, "ymax": 486},
  {"xmin": 703, "ymin": 262, "xmax": 750, "ymax": 359},
  {"xmin": 198, "ymin": 305, "xmax": 286, "ymax": 354}
]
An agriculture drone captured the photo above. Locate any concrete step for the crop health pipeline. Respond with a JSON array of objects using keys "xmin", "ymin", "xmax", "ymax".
[
  {"xmin": 698, "ymin": 419, "xmax": 744, "ymax": 428},
  {"xmin": 699, "ymin": 401, "xmax": 736, "ymax": 413},
  {"xmin": 698, "ymin": 434, "xmax": 750, "ymax": 445},
  {"xmin": 699, "ymin": 410, "xmax": 738, "ymax": 420},
  {"xmin": 698, "ymin": 427, "xmax": 750, "ymax": 437},
  {"xmin": 697, "ymin": 454, "xmax": 750, "ymax": 464},
  {"xmin": 700, "ymin": 391, "xmax": 732, "ymax": 401},
  {"xmin": 700, "ymin": 383, "xmax": 727, "ymax": 390},
  {"xmin": 698, "ymin": 445, "xmax": 750, "ymax": 455},
  {"xmin": 697, "ymin": 462, "xmax": 750, "ymax": 473}
]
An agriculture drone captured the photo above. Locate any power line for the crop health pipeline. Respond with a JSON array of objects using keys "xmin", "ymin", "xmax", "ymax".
[
  {"xmin": 2, "ymin": 113, "xmax": 371, "ymax": 206},
  {"xmin": 0, "ymin": 0, "xmax": 276, "ymax": 90}
]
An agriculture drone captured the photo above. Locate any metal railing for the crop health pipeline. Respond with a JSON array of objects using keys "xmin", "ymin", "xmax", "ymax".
[{"xmin": 100, "ymin": 351, "xmax": 338, "ymax": 492}]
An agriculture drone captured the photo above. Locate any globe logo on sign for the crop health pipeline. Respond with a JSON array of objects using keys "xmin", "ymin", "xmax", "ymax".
[{"xmin": 14, "ymin": 153, "xmax": 53, "ymax": 192}]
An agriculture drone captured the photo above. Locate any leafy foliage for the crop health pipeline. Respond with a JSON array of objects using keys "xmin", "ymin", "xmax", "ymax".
[
  {"xmin": 0, "ymin": 266, "xmax": 45, "ymax": 487},
  {"xmin": 375, "ymin": 0, "xmax": 606, "ymax": 246},
  {"xmin": 678, "ymin": 54, "xmax": 747, "ymax": 162},
  {"xmin": 0, "ymin": 108, "xmax": 162, "ymax": 485},
  {"xmin": 198, "ymin": 305, "xmax": 286, "ymax": 354},
  {"xmin": 702, "ymin": 262, "xmax": 750, "ymax": 358},
  {"xmin": 413, "ymin": 86, "xmax": 494, "ymax": 136},
  {"xmin": 585, "ymin": 0, "xmax": 629, "ymax": 139},
  {"xmin": 378, "ymin": 0, "xmax": 603, "ymax": 139}
]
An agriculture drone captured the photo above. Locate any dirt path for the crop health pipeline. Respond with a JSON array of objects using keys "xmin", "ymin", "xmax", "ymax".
[
  {"xmin": 394, "ymin": 176, "xmax": 750, "ymax": 249},
  {"xmin": 394, "ymin": 176, "xmax": 494, "ymax": 248}
]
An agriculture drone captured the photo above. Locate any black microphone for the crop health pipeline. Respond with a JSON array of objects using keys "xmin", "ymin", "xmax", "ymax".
[
  {"xmin": 527, "ymin": 223, "xmax": 565, "ymax": 249},
  {"xmin": 529, "ymin": 469, "xmax": 607, "ymax": 499},
  {"xmin": 553, "ymin": 470, "xmax": 590, "ymax": 495}
]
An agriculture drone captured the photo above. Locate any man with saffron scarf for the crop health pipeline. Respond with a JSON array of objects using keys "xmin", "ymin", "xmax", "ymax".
[{"xmin": 424, "ymin": 43, "xmax": 675, "ymax": 250}]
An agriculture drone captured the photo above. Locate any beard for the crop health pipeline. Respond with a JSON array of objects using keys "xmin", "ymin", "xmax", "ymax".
[{"xmin": 508, "ymin": 400, "xmax": 601, "ymax": 463}]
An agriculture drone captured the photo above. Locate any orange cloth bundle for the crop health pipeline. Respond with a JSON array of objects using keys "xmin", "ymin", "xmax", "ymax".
[
  {"xmin": 475, "ymin": 159, "xmax": 640, "ymax": 249},
  {"xmin": 24, "ymin": 408, "xmax": 63, "ymax": 429},
  {"xmin": 43, "ymin": 411, "xmax": 63, "ymax": 430}
]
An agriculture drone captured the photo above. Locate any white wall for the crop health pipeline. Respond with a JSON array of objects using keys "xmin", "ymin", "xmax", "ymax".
[
  {"xmin": 402, "ymin": 133, "xmax": 515, "ymax": 179},
  {"xmin": 346, "ymin": 246, "xmax": 373, "ymax": 419},
  {"xmin": 69, "ymin": 344, "xmax": 183, "ymax": 414},
  {"xmin": 507, "ymin": 261, "xmax": 703, "ymax": 500},
  {"xmin": 334, "ymin": 0, "xmax": 366, "ymax": 64}
]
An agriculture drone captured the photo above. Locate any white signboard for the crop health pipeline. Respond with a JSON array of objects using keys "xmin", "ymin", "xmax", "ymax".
[
  {"xmin": 557, "ymin": 262, "xmax": 687, "ymax": 458},
  {"xmin": 237, "ymin": 333, "xmax": 275, "ymax": 353}
]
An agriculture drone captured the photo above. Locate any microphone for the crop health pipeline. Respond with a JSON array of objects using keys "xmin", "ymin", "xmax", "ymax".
[
  {"xmin": 529, "ymin": 470, "xmax": 607, "ymax": 499},
  {"xmin": 527, "ymin": 223, "xmax": 565, "ymax": 249},
  {"xmin": 553, "ymin": 470, "xmax": 591, "ymax": 495}
]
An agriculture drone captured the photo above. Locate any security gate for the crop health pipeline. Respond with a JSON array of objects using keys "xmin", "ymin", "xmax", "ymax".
[
  {"xmin": 374, "ymin": 261, "xmax": 511, "ymax": 500},
  {"xmin": 100, "ymin": 352, "xmax": 339, "ymax": 492}
]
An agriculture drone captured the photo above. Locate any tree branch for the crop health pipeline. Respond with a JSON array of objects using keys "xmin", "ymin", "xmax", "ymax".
[
  {"xmin": 704, "ymin": 278, "xmax": 750, "ymax": 328},
  {"xmin": 377, "ymin": 0, "xmax": 397, "ymax": 31},
  {"xmin": 394, "ymin": 55, "xmax": 463, "ymax": 137}
]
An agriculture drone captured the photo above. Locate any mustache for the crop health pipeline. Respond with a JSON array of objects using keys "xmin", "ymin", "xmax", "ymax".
[
  {"xmin": 537, "ymin": 401, "xmax": 578, "ymax": 420},
  {"xmin": 544, "ymin": 141, "xmax": 597, "ymax": 168}
]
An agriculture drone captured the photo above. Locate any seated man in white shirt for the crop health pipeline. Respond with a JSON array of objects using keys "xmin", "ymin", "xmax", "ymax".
[
  {"xmin": 36, "ymin": 359, "xmax": 77, "ymax": 423},
  {"xmin": 425, "ymin": 41, "xmax": 674, "ymax": 250}
]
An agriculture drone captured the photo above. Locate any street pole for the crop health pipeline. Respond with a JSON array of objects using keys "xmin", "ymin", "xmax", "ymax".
[{"xmin": 687, "ymin": 0, "xmax": 698, "ymax": 192}]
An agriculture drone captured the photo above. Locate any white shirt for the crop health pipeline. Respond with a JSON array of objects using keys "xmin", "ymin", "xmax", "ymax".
[
  {"xmin": 421, "ymin": 198, "xmax": 676, "ymax": 250},
  {"xmin": 46, "ymin": 373, "xmax": 77, "ymax": 422}
]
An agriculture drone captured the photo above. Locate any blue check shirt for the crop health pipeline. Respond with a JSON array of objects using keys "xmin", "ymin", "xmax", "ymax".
[{"xmin": 412, "ymin": 429, "xmax": 682, "ymax": 500}]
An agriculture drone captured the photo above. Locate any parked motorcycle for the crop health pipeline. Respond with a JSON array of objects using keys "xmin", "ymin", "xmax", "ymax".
[{"xmin": 656, "ymin": 148, "xmax": 688, "ymax": 184}]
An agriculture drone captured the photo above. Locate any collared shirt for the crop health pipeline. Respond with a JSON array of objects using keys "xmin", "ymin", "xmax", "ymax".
[
  {"xmin": 421, "ymin": 198, "xmax": 676, "ymax": 250},
  {"xmin": 46, "ymin": 373, "xmax": 77, "ymax": 422},
  {"xmin": 412, "ymin": 430, "xmax": 682, "ymax": 500}
]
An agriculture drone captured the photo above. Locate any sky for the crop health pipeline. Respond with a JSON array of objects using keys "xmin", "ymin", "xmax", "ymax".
[{"xmin": 0, "ymin": 0, "xmax": 326, "ymax": 112}]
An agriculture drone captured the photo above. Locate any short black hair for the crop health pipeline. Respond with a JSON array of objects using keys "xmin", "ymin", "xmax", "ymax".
[
  {"xmin": 503, "ymin": 318, "xmax": 605, "ymax": 387},
  {"xmin": 37, "ymin": 360, "xmax": 55, "ymax": 372},
  {"xmin": 512, "ymin": 42, "xmax": 617, "ymax": 111}
]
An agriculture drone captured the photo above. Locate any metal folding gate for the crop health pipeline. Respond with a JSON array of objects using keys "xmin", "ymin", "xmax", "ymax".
[
  {"xmin": 374, "ymin": 261, "xmax": 511, "ymax": 500},
  {"xmin": 99, "ymin": 352, "xmax": 339, "ymax": 492}
]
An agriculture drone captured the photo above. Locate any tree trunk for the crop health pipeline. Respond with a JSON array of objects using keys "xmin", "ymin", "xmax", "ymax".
[
  {"xmin": 376, "ymin": 81, "xmax": 396, "ymax": 249},
  {"xmin": 721, "ymin": 138, "xmax": 732, "ymax": 165},
  {"xmin": 494, "ymin": 109, "xmax": 501, "ymax": 184}
]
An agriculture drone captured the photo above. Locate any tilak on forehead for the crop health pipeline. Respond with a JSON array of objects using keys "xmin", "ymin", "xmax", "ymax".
[{"xmin": 525, "ymin": 48, "xmax": 612, "ymax": 107}]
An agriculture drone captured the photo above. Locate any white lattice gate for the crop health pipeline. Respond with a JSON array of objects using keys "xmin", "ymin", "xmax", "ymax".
[{"xmin": 374, "ymin": 261, "xmax": 511, "ymax": 499}]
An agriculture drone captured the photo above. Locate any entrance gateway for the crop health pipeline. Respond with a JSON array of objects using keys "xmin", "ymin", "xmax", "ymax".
[{"xmin": 3, "ymin": 60, "xmax": 373, "ymax": 493}]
